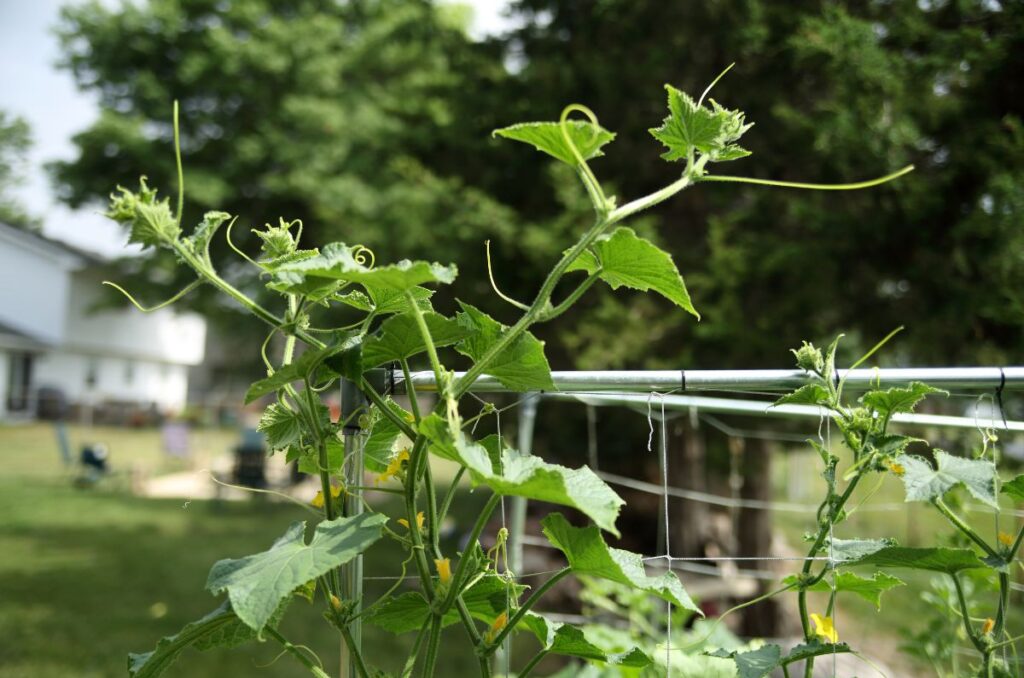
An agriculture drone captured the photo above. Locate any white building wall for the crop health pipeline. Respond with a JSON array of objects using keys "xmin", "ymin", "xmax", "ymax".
[
  {"xmin": 64, "ymin": 271, "xmax": 206, "ymax": 366},
  {"xmin": 0, "ymin": 349, "xmax": 8, "ymax": 418},
  {"xmin": 0, "ymin": 233, "xmax": 75, "ymax": 344},
  {"xmin": 33, "ymin": 351, "xmax": 190, "ymax": 412}
]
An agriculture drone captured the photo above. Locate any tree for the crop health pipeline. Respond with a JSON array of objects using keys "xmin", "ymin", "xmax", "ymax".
[{"xmin": 0, "ymin": 110, "xmax": 37, "ymax": 230}]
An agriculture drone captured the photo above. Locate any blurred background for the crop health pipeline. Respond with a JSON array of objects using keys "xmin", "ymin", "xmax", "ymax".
[{"xmin": 1, "ymin": 1, "xmax": 1022, "ymax": 676}]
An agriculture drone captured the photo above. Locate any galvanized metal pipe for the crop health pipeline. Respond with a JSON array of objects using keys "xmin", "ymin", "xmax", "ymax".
[{"xmin": 395, "ymin": 367, "xmax": 1024, "ymax": 394}]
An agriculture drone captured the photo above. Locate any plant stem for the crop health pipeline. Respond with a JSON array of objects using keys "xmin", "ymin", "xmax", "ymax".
[
  {"xmin": 442, "ymin": 493, "xmax": 502, "ymax": 612},
  {"xmin": 485, "ymin": 568, "xmax": 572, "ymax": 654},
  {"xmin": 439, "ymin": 467, "xmax": 466, "ymax": 523},
  {"xmin": 422, "ymin": 616, "xmax": 443, "ymax": 677},
  {"xmin": 406, "ymin": 290, "xmax": 447, "ymax": 396},
  {"xmin": 933, "ymin": 498, "xmax": 999, "ymax": 558},
  {"xmin": 401, "ymin": 617, "xmax": 432, "ymax": 677},
  {"xmin": 518, "ymin": 650, "xmax": 549, "ymax": 678},
  {"xmin": 339, "ymin": 623, "xmax": 370, "ymax": 678},
  {"xmin": 952, "ymin": 573, "xmax": 986, "ymax": 653},
  {"xmin": 265, "ymin": 627, "xmax": 331, "ymax": 678}
]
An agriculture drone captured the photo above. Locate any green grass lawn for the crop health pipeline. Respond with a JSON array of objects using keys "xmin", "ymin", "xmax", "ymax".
[{"xmin": 0, "ymin": 423, "xmax": 492, "ymax": 678}]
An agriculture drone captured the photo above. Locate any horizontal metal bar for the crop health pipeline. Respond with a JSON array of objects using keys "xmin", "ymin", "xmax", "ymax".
[
  {"xmin": 395, "ymin": 367, "xmax": 1024, "ymax": 394},
  {"xmin": 545, "ymin": 392, "xmax": 1024, "ymax": 431}
]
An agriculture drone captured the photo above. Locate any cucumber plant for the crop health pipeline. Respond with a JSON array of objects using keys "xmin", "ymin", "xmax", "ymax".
[{"xmin": 104, "ymin": 69, "xmax": 913, "ymax": 677}]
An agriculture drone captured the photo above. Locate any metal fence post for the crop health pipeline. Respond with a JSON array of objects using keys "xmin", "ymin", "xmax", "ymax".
[{"xmin": 340, "ymin": 377, "xmax": 368, "ymax": 678}]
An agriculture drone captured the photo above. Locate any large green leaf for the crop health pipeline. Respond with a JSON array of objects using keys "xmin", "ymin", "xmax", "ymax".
[
  {"xmin": 206, "ymin": 514, "xmax": 387, "ymax": 631},
  {"xmin": 566, "ymin": 228, "xmax": 699, "ymax": 318},
  {"xmin": 846, "ymin": 546, "xmax": 987, "ymax": 574},
  {"xmin": 244, "ymin": 337, "xmax": 358, "ymax": 404},
  {"xmin": 276, "ymin": 243, "xmax": 456, "ymax": 291},
  {"xmin": 771, "ymin": 383, "xmax": 830, "ymax": 407},
  {"xmin": 126, "ymin": 601, "xmax": 306, "ymax": 678},
  {"xmin": 1002, "ymin": 474, "xmax": 1024, "ymax": 502},
  {"xmin": 337, "ymin": 285, "xmax": 434, "ymax": 316},
  {"xmin": 541, "ymin": 513, "xmax": 698, "ymax": 611},
  {"xmin": 455, "ymin": 302, "xmax": 555, "ymax": 392},
  {"xmin": 367, "ymin": 575, "xmax": 521, "ymax": 634},
  {"xmin": 861, "ymin": 382, "xmax": 945, "ymax": 418},
  {"xmin": 361, "ymin": 311, "xmax": 472, "ymax": 368},
  {"xmin": 520, "ymin": 614, "xmax": 651, "ymax": 667},
  {"xmin": 257, "ymin": 403, "xmax": 302, "ymax": 451},
  {"xmin": 783, "ymin": 571, "xmax": 904, "ymax": 610},
  {"xmin": 708, "ymin": 641, "xmax": 850, "ymax": 678},
  {"xmin": 294, "ymin": 436, "xmax": 344, "ymax": 475},
  {"xmin": 895, "ymin": 450, "xmax": 998, "ymax": 508},
  {"xmin": 363, "ymin": 399, "xmax": 412, "ymax": 473},
  {"xmin": 827, "ymin": 538, "xmax": 896, "ymax": 564},
  {"xmin": 420, "ymin": 416, "xmax": 623, "ymax": 534},
  {"xmin": 493, "ymin": 120, "xmax": 615, "ymax": 167}
]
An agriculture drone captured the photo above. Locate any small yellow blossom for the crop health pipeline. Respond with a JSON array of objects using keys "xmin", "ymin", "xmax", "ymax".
[
  {"xmin": 434, "ymin": 558, "xmax": 452, "ymax": 586},
  {"xmin": 311, "ymin": 484, "xmax": 343, "ymax": 508},
  {"xmin": 398, "ymin": 512, "xmax": 425, "ymax": 531},
  {"xmin": 887, "ymin": 461, "xmax": 906, "ymax": 477},
  {"xmin": 375, "ymin": 449, "xmax": 411, "ymax": 485},
  {"xmin": 329, "ymin": 594, "xmax": 342, "ymax": 612},
  {"xmin": 982, "ymin": 618, "xmax": 996, "ymax": 635},
  {"xmin": 998, "ymin": 531, "xmax": 1014, "ymax": 547},
  {"xmin": 405, "ymin": 412, "xmax": 416, "ymax": 423},
  {"xmin": 810, "ymin": 613, "xmax": 838, "ymax": 644},
  {"xmin": 484, "ymin": 611, "xmax": 509, "ymax": 644}
]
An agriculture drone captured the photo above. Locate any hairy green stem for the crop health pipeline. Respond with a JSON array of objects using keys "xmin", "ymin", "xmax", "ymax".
[
  {"xmin": 401, "ymin": 617, "xmax": 432, "ymax": 678},
  {"xmin": 265, "ymin": 627, "xmax": 331, "ymax": 678},
  {"xmin": 933, "ymin": 498, "xmax": 999, "ymax": 558},
  {"xmin": 518, "ymin": 650, "xmax": 549, "ymax": 678},
  {"xmin": 338, "ymin": 623, "xmax": 370, "ymax": 678},
  {"xmin": 422, "ymin": 616, "xmax": 443, "ymax": 677},
  {"xmin": 441, "ymin": 493, "xmax": 502, "ymax": 612},
  {"xmin": 952, "ymin": 573, "xmax": 986, "ymax": 653}
]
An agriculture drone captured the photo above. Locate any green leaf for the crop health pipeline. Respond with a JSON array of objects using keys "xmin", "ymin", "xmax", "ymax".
[
  {"xmin": 846, "ymin": 546, "xmax": 987, "ymax": 574},
  {"xmin": 363, "ymin": 399, "xmax": 412, "ymax": 473},
  {"xmin": 541, "ymin": 513, "xmax": 698, "ymax": 611},
  {"xmin": 245, "ymin": 337, "xmax": 358, "ymax": 404},
  {"xmin": 706, "ymin": 645, "xmax": 782, "ymax": 678},
  {"xmin": 338, "ymin": 285, "xmax": 434, "ymax": 316},
  {"xmin": 827, "ymin": 538, "xmax": 896, "ymax": 564},
  {"xmin": 106, "ymin": 177, "xmax": 180, "ymax": 249},
  {"xmin": 565, "ymin": 228, "xmax": 699, "ymax": 318},
  {"xmin": 519, "ymin": 614, "xmax": 651, "ymax": 667},
  {"xmin": 420, "ymin": 416, "xmax": 624, "ymax": 534},
  {"xmin": 277, "ymin": 243, "xmax": 456, "ymax": 291},
  {"xmin": 1002, "ymin": 474, "xmax": 1024, "ymax": 502},
  {"xmin": 895, "ymin": 450, "xmax": 998, "ymax": 508},
  {"xmin": 127, "ymin": 601, "xmax": 286, "ymax": 678},
  {"xmin": 257, "ymin": 403, "xmax": 302, "ymax": 451},
  {"xmin": 649, "ymin": 87, "xmax": 724, "ymax": 162},
  {"xmin": 771, "ymin": 383, "xmax": 830, "ymax": 407},
  {"xmin": 367, "ymin": 575, "xmax": 522, "ymax": 634},
  {"xmin": 183, "ymin": 211, "xmax": 231, "ymax": 255},
  {"xmin": 861, "ymin": 382, "xmax": 946, "ymax": 418},
  {"xmin": 206, "ymin": 513, "xmax": 387, "ymax": 631},
  {"xmin": 455, "ymin": 302, "xmax": 555, "ymax": 392},
  {"xmin": 362, "ymin": 312, "xmax": 473, "ymax": 368},
  {"xmin": 783, "ymin": 572, "xmax": 904, "ymax": 610},
  {"xmin": 493, "ymin": 120, "xmax": 615, "ymax": 167}
]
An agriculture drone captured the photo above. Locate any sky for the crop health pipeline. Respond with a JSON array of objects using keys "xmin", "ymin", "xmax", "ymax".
[{"xmin": 0, "ymin": 0, "xmax": 513, "ymax": 258}]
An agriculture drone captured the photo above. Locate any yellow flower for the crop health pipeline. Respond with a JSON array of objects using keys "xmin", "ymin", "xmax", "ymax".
[
  {"xmin": 810, "ymin": 613, "xmax": 838, "ymax": 644},
  {"xmin": 887, "ymin": 461, "xmax": 906, "ymax": 477},
  {"xmin": 398, "ymin": 511, "xmax": 425, "ymax": 531},
  {"xmin": 484, "ymin": 611, "xmax": 509, "ymax": 644},
  {"xmin": 434, "ymin": 558, "xmax": 452, "ymax": 586},
  {"xmin": 311, "ymin": 484, "xmax": 343, "ymax": 508},
  {"xmin": 329, "ymin": 594, "xmax": 342, "ymax": 612},
  {"xmin": 375, "ymin": 449, "xmax": 411, "ymax": 485},
  {"xmin": 998, "ymin": 531, "xmax": 1014, "ymax": 547},
  {"xmin": 982, "ymin": 618, "xmax": 995, "ymax": 635}
]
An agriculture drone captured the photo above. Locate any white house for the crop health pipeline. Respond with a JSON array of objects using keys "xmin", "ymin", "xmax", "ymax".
[{"xmin": 0, "ymin": 222, "xmax": 206, "ymax": 419}]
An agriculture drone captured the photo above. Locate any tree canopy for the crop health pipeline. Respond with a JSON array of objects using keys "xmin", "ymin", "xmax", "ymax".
[{"xmin": 52, "ymin": 0, "xmax": 1024, "ymax": 368}]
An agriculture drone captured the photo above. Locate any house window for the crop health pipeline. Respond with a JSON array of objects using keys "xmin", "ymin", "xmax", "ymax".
[{"xmin": 6, "ymin": 352, "xmax": 33, "ymax": 412}]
